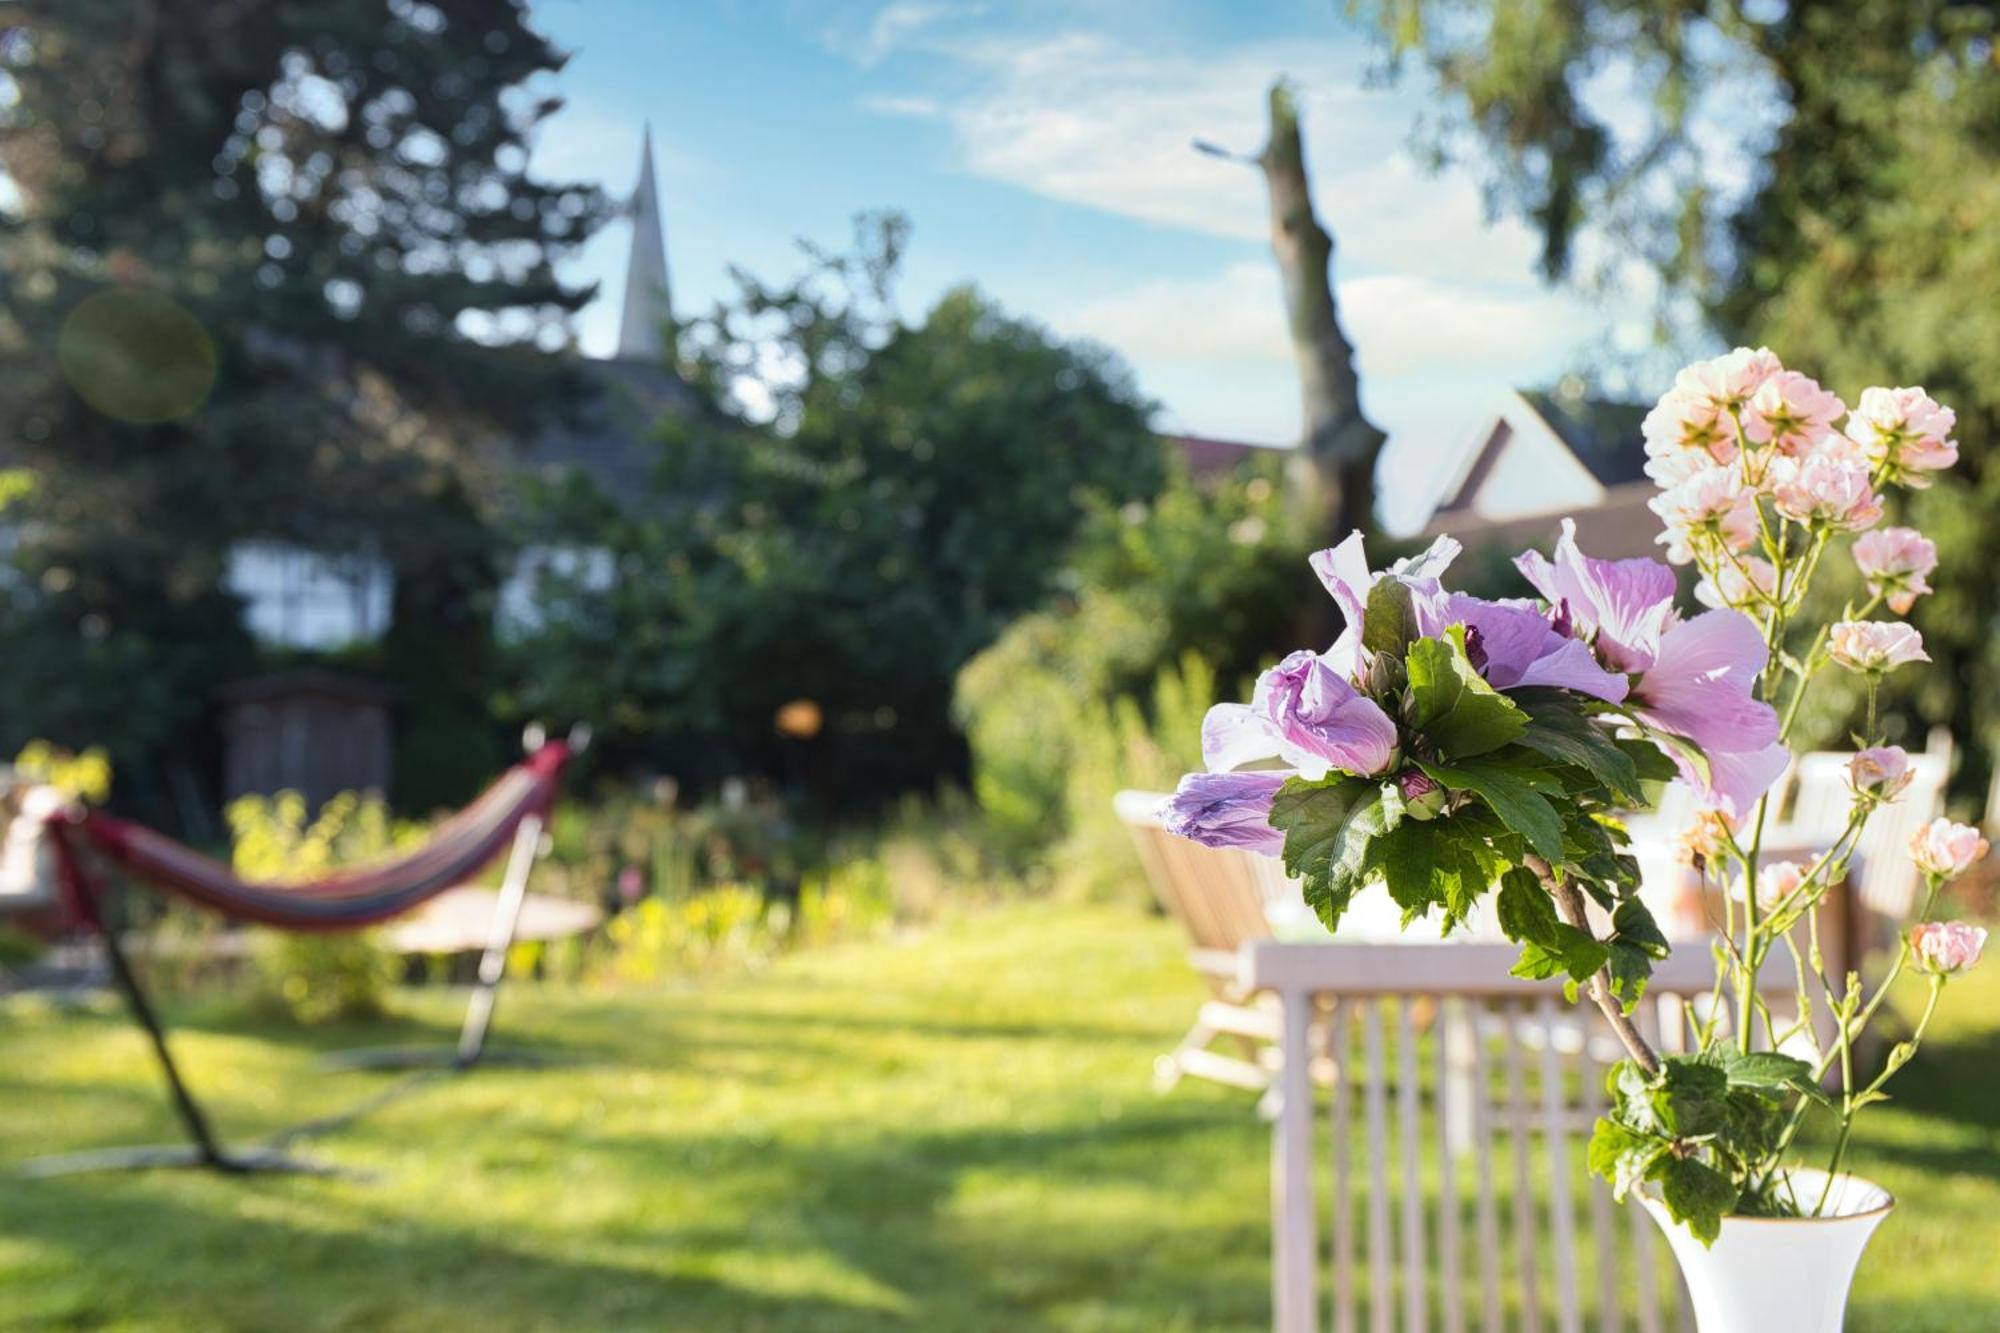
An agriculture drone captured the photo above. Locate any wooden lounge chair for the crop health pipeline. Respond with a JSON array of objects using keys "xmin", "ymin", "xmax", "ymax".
[{"xmin": 1116, "ymin": 789, "xmax": 1291, "ymax": 1093}]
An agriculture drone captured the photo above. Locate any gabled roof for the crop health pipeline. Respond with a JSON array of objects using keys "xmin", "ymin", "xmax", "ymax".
[{"xmin": 1516, "ymin": 390, "xmax": 1650, "ymax": 488}]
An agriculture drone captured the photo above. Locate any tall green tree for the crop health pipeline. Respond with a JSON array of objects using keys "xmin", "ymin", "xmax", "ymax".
[
  {"xmin": 513, "ymin": 215, "xmax": 1164, "ymax": 805},
  {"xmin": 0, "ymin": 1, "xmax": 602, "ymax": 810},
  {"xmin": 1352, "ymin": 0, "xmax": 2000, "ymax": 787}
]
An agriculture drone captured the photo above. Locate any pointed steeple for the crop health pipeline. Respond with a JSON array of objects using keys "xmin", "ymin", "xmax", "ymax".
[{"xmin": 614, "ymin": 125, "xmax": 672, "ymax": 362}]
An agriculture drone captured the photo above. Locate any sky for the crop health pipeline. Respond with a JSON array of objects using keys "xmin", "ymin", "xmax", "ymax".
[{"xmin": 526, "ymin": 0, "xmax": 1659, "ymax": 532}]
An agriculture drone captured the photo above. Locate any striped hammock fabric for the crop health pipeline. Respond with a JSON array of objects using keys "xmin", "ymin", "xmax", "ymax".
[{"xmin": 48, "ymin": 742, "xmax": 571, "ymax": 932}]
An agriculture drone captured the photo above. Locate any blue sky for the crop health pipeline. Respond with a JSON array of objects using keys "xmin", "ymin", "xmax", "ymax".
[{"xmin": 527, "ymin": 0, "xmax": 1655, "ymax": 531}]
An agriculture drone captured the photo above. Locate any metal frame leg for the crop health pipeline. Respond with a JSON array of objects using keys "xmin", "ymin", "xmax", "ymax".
[
  {"xmin": 317, "ymin": 812, "xmax": 551, "ymax": 1074},
  {"xmin": 453, "ymin": 813, "xmax": 543, "ymax": 1067},
  {"xmin": 17, "ymin": 876, "xmax": 342, "ymax": 1178}
]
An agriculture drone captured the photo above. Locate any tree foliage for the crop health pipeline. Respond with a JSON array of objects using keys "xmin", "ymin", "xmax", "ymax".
[
  {"xmin": 512, "ymin": 215, "xmax": 1165, "ymax": 806},
  {"xmin": 1352, "ymin": 0, "xmax": 2000, "ymax": 785},
  {"xmin": 0, "ymin": 1, "xmax": 603, "ymax": 810}
]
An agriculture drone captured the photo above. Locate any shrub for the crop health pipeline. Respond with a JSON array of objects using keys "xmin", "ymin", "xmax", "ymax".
[
  {"xmin": 226, "ymin": 790, "xmax": 411, "ymax": 1025},
  {"xmin": 956, "ymin": 457, "xmax": 1310, "ymax": 871}
]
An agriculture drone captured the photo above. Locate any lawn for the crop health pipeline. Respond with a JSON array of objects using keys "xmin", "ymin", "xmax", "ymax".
[{"xmin": 2, "ymin": 903, "xmax": 1998, "ymax": 1331}]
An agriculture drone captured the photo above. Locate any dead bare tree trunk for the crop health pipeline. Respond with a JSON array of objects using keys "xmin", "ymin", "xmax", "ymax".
[{"xmin": 1256, "ymin": 81, "xmax": 1385, "ymax": 540}]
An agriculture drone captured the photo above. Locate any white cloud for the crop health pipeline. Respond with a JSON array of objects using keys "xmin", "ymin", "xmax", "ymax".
[
  {"xmin": 823, "ymin": 1, "xmax": 967, "ymax": 67},
  {"xmin": 880, "ymin": 30, "xmax": 1563, "ymax": 287}
]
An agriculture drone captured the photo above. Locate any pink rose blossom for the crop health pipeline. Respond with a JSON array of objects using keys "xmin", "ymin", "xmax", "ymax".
[
  {"xmin": 1910, "ymin": 818, "xmax": 1990, "ymax": 879},
  {"xmin": 1745, "ymin": 370, "xmax": 1846, "ymax": 457},
  {"xmin": 1673, "ymin": 346, "xmax": 1783, "ymax": 410},
  {"xmin": 1851, "ymin": 527, "xmax": 1938, "ymax": 614},
  {"xmin": 1739, "ymin": 859, "xmax": 1810, "ymax": 911},
  {"xmin": 1648, "ymin": 464, "xmax": 1759, "ymax": 565},
  {"xmin": 1910, "ymin": 921, "xmax": 1987, "ymax": 976},
  {"xmin": 1848, "ymin": 746, "xmax": 1914, "ymax": 801},
  {"xmin": 1846, "ymin": 386, "xmax": 1959, "ymax": 488},
  {"xmin": 1695, "ymin": 556, "xmax": 1780, "ymax": 611},
  {"xmin": 1642, "ymin": 387, "xmax": 1738, "ymax": 483},
  {"xmin": 1675, "ymin": 808, "xmax": 1736, "ymax": 866},
  {"xmin": 1768, "ymin": 456, "xmax": 1883, "ymax": 531},
  {"xmin": 1828, "ymin": 620, "xmax": 1929, "ymax": 674}
]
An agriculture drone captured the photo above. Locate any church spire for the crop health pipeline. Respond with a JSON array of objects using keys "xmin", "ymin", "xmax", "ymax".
[{"xmin": 614, "ymin": 125, "xmax": 672, "ymax": 362}]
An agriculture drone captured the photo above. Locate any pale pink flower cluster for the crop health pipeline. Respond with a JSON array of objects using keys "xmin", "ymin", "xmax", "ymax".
[
  {"xmin": 1694, "ymin": 556, "xmax": 1781, "ymax": 611},
  {"xmin": 1768, "ymin": 456, "xmax": 1883, "ymax": 532},
  {"xmin": 1828, "ymin": 620, "xmax": 1929, "ymax": 674},
  {"xmin": 1851, "ymin": 527, "xmax": 1938, "ymax": 615},
  {"xmin": 1649, "ymin": 465, "xmax": 1759, "ymax": 565},
  {"xmin": 1746, "ymin": 371, "xmax": 1847, "ymax": 457},
  {"xmin": 1642, "ymin": 347, "xmax": 1779, "ymax": 485},
  {"xmin": 1847, "ymin": 745, "xmax": 1914, "ymax": 801},
  {"xmin": 1911, "ymin": 921, "xmax": 1988, "ymax": 976},
  {"xmin": 1846, "ymin": 386, "xmax": 1959, "ymax": 487},
  {"xmin": 1910, "ymin": 818, "xmax": 1990, "ymax": 879}
]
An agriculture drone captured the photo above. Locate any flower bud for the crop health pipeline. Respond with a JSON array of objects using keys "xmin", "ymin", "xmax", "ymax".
[
  {"xmin": 1847, "ymin": 746, "xmax": 1913, "ymax": 801},
  {"xmin": 1396, "ymin": 768, "xmax": 1446, "ymax": 821},
  {"xmin": 1828, "ymin": 620, "xmax": 1928, "ymax": 674}
]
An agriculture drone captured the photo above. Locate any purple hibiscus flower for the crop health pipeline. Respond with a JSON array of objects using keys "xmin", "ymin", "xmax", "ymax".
[
  {"xmin": 1159, "ymin": 771, "xmax": 1289, "ymax": 856},
  {"xmin": 1203, "ymin": 650, "xmax": 1399, "ymax": 782},
  {"xmin": 1515, "ymin": 519, "xmax": 1785, "ymax": 816}
]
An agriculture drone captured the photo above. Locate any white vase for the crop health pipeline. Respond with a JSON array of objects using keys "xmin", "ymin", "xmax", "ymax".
[{"xmin": 1641, "ymin": 1169, "xmax": 1893, "ymax": 1333}]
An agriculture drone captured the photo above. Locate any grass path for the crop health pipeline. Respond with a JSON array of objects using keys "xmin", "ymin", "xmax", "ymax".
[{"xmin": 2, "ymin": 903, "xmax": 1998, "ymax": 1330}]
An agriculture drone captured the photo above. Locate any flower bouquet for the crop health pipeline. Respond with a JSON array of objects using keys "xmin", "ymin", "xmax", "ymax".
[{"xmin": 1164, "ymin": 349, "xmax": 1987, "ymax": 1327}]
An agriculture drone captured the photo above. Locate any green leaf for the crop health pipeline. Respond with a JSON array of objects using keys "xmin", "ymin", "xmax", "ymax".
[
  {"xmin": 1404, "ymin": 630, "xmax": 1528, "ymax": 759},
  {"xmin": 1271, "ymin": 778, "xmax": 1395, "ymax": 932},
  {"xmin": 1420, "ymin": 758, "xmax": 1565, "ymax": 863},
  {"xmin": 1496, "ymin": 866, "xmax": 1560, "ymax": 944},
  {"xmin": 1362, "ymin": 823, "xmax": 1447, "ymax": 922},
  {"xmin": 1712, "ymin": 1050, "xmax": 1827, "ymax": 1104},
  {"xmin": 1656, "ymin": 1156, "xmax": 1739, "ymax": 1247},
  {"xmin": 1612, "ymin": 898, "xmax": 1671, "ymax": 959},
  {"xmin": 1513, "ymin": 691, "xmax": 1645, "ymax": 804},
  {"xmin": 1587, "ymin": 1118, "xmax": 1669, "ymax": 1200},
  {"xmin": 1656, "ymin": 1058, "xmax": 1731, "ymax": 1138},
  {"xmin": 1362, "ymin": 576, "xmax": 1421, "ymax": 661},
  {"xmin": 1605, "ymin": 941, "xmax": 1653, "ymax": 1010}
]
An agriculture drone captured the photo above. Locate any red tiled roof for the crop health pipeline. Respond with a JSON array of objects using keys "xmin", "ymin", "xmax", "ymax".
[{"xmin": 1158, "ymin": 432, "xmax": 1285, "ymax": 478}]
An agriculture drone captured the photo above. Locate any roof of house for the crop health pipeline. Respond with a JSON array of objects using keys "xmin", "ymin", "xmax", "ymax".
[
  {"xmin": 1514, "ymin": 390, "xmax": 1650, "ymax": 488},
  {"xmin": 1159, "ymin": 432, "xmax": 1285, "ymax": 479}
]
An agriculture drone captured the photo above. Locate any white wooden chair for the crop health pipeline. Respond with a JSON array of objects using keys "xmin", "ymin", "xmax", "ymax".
[
  {"xmin": 1776, "ymin": 746, "xmax": 1948, "ymax": 959},
  {"xmin": 1117, "ymin": 789, "xmax": 1289, "ymax": 1092},
  {"xmin": 1245, "ymin": 940, "xmax": 1722, "ymax": 1333}
]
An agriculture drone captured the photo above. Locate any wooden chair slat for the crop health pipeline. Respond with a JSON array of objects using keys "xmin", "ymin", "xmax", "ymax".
[
  {"xmin": 1397, "ymin": 1000, "xmax": 1426, "ymax": 1333},
  {"xmin": 1538, "ymin": 997, "xmax": 1581, "ymax": 1333},
  {"xmin": 1435, "ymin": 1000, "xmax": 1464, "ymax": 1333},
  {"xmin": 1364, "ymin": 1002, "xmax": 1393, "ymax": 1333}
]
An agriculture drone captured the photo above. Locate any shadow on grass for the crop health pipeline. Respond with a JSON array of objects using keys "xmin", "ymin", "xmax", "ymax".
[{"xmin": 2, "ymin": 1177, "xmax": 904, "ymax": 1332}]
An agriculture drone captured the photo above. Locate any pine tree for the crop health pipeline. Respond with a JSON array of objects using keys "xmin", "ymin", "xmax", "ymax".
[{"xmin": 0, "ymin": 1, "xmax": 604, "ymax": 805}]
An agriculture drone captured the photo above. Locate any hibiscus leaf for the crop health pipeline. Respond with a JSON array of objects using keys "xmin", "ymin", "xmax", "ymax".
[
  {"xmin": 1271, "ymin": 777, "xmax": 1393, "ymax": 931},
  {"xmin": 1404, "ymin": 630, "xmax": 1528, "ymax": 759},
  {"xmin": 1419, "ymin": 757, "xmax": 1565, "ymax": 862},
  {"xmin": 1612, "ymin": 898, "xmax": 1671, "ymax": 959},
  {"xmin": 1588, "ymin": 1117, "xmax": 1670, "ymax": 1201},
  {"xmin": 1513, "ymin": 692, "xmax": 1646, "ymax": 804},
  {"xmin": 1605, "ymin": 941, "xmax": 1653, "ymax": 1011},
  {"xmin": 1362, "ymin": 577, "xmax": 1421, "ymax": 660},
  {"xmin": 1656, "ymin": 1157, "xmax": 1738, "ymax": 1247}
]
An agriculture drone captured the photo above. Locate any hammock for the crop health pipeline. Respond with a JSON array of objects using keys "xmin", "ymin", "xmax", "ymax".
[
  {"xmin": 15, "ymin": 730, "xmax": 582, "ymax": 1179},
  {"xmin": 53, "ymin": 741, "xmax": 570, "ymax": 930}
]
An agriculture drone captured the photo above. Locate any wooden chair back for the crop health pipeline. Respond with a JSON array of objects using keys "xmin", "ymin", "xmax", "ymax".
[
  {"xmin": 1116, "ymin": 790, "xmax": 1275, "ymax": 964},
  {"xmin": 1783, "ymin": 749, "xmax": 1947, "ymax": 921},
  {"xmin": 1245, "ymin": 940, "xmax": 1720, "ymax": 1333}
]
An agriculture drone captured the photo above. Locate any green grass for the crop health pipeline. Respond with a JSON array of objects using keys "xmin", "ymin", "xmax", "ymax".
[{"xmin": 1, "ymin": 903, "xmax": 1997, "ymax": 1331}]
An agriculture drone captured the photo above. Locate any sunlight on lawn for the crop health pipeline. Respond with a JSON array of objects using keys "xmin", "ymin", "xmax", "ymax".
[{"xmin": 2, "ymin": 905, "xmax": 1997, "ymax": 1331}]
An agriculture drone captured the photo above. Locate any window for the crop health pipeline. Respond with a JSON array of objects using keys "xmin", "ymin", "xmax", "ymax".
[
  {"xmin": 225, "ymin": 541, "xmax": 392, "ymax": 649},
  {"xmin": 497, "ymin": 544, "xmax": 616, "ymax": 639}
]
